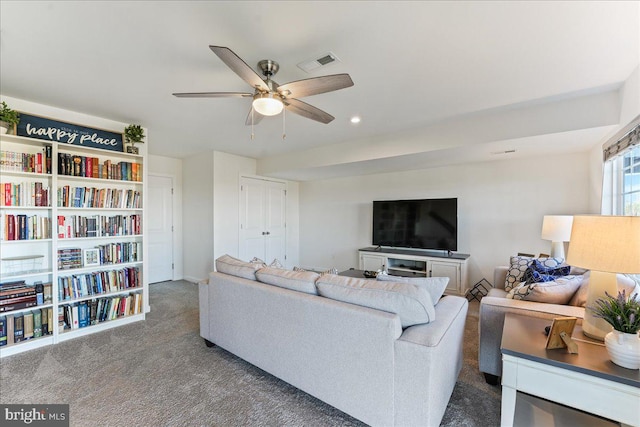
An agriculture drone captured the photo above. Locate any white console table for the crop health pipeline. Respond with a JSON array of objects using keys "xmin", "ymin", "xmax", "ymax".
[
  {"xmin": 501, "ymin": 314, "xmax": 640, "ymax": 427},
  {"xmin": 358, "ymin": 247, "xmax": 470, "ymax": 296}
]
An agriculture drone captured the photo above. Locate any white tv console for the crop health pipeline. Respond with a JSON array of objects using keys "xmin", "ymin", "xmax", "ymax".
[{"xmin": 358, "ymin": 247, "xmax": 470, "ymax": 296}]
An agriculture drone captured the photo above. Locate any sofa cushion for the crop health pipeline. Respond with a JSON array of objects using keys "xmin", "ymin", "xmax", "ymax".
[
  {"xmin": 504, "ymin": 256, "xmax": 564, "ymax": 291},
  {"xmin": 377, "ymin": 274, "xmax": 449, "ymax": 303},
  {"xmin": 255, "ymin": 267, "xmax": 320, "ymax": 295},
  {"xmin": 215, "ymin": 254, "xmax": 263, "ymax": 281},
  {"xmin": 507, "ymin": 276, "xmax": 583, "ymax": 304},
  {"xmin": 316, "ymin": 274, "xmax": 435, "ymax": 328},
  {"xmin": 568, "ymin": 272, "xmax": 639, "ymax": 307}
]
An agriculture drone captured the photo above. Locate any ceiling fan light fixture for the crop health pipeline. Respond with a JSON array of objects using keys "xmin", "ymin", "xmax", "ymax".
[{"xmin": 253, "ymin": 93, "xmax": 284, "ymax": 116}]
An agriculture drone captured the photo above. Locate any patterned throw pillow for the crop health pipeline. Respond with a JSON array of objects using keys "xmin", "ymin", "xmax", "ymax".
[
  {"xmin": 250, "ymin": 257, "xmax": 267, "ymax": 267},
  {"xmin": 522, "ymin": 260, "xmax": 571, "ymax": 284},
  {"xmin": 322, "ymin": 267, "xmax": 338, "ymax": 275},
  {"xmin": 506, "ymin": 282, "xmax": 530, "ymax": 300},
  {"xmin": 504, "ymin": 256, "xmax": 564, "ymax": 291},
  {"xmin": 293, "ymin": 266, "xmax": 307, "ymax": 272}
]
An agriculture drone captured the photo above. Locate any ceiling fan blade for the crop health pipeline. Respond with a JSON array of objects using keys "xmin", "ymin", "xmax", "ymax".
[
  {"xmin": 278, "ymin": 74, "xmax": 354, "ymax": 99},
  {"xmin": 209, "ymin": 46, "xmax": 269, "ymax": 92},
  {"xmin": 245, "ymin": 107, "xmax": 264, "ymax": 126},
  {"xmin": 284, "ymin": 98, "xmax": 334, "ymax": 124},
  {"xmin": 172, "ymin": 92, "xmax": 252, "ymax": 98}
]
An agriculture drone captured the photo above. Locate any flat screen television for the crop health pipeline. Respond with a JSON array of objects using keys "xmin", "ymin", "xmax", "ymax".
[{"xmin": 372, "ymin": 198, "xmax": 457, "ymax": 251}]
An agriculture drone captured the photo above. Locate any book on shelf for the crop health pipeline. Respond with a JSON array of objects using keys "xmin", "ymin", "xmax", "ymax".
[
  {"xmin": 33, "ymin": 309, "xmax": 42, "ymax": 338},
  {"xmin": 0, "ymin": 316, "xmax": 6, "ymax": 347},
  {"xmin": 0, "ymin": 296, "xmax": 38, "ymax": 313},
  {"xmin": 6, "ymin": 314, "xmax": 14, "ymax": 346},
  {"xmin": 14, "ymin": 314, "xmax": 23, "ymax": 342},
  {"xmin": 23, "ymin": 311, "xmax": 34, "ymax": 339}
]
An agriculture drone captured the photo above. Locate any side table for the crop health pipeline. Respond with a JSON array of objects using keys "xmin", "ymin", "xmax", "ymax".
[{"xmin": 500, "ymin": 313, "xmax": 640, "ymax": 427}]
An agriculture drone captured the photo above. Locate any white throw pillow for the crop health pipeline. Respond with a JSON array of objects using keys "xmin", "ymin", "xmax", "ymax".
[
  {"xmin": 215, "ymin": 254, "xmax": 262, "ymax": 281},
  {"xmin": 316, "ymin": 274, "xmax": 435, "ymax": 328},
  {"xmin": 256, "ymin": 267, "xmax": 320, "ymax": 295},
  {"xmin": 377, "ymin": 274, "xmax": 449, "ymax": 303},
  {"xmin": 510, "ymin": 276, "xmax": 583, "ymax": 304}
]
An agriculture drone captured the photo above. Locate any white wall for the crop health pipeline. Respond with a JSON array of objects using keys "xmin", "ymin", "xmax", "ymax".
[
  {"xmin": 212, "ymin": 151, "xmax": 256, "ymax": 263},
  {"xmin": 588, "ymin": 65, "xmax": 640, "ymax": 213},
  {"xmin": 148, "ymin": 154, "xmax": 184, "ymax": 280},
  {"xmin": 298, "ymin": 151, "xmax": 594, "ymax": 286},
  {"xmin": 182, "ymin": 151, "xmax": 214, "ymax": 282}
]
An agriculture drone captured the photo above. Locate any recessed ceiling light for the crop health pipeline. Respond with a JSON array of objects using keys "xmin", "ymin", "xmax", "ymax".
[{"xmin": 350, "ymin": 116, "xmax": 361, "ymax": 124}]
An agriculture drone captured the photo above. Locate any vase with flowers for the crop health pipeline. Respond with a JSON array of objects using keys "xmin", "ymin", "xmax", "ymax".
[{"xmin": 591, "ymin": 290, "xmax": 640, "ymax": 369}]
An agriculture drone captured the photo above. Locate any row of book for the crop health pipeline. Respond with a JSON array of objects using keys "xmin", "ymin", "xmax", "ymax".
[
  {"xmin": 58, "ymin": 153, "xmax": 142, "ymax": 182},
  {"xmin": 57, "ymin": 214, "xmax": 142, "ymax": 238},
  {"xmin": 1, "ymin": 181, "xmax": 51, "ymax": 207},
  {"xmin": 0, "ymin": 280, "xmax": 52, "ymax": 313},
  {"xmin": 60, "ymin": 292, "xmax": 143, "ymax": 330},
  {"xmin": 0, "ymin": 147, "xmax": 53, "ymax": 174},
  {"xmin": 57, "ymin": 186, "xmax": 141, "ymax": 209},
  {"xmin": 0, "ymin": 308, "xmax": 54, "ymax": 346},
  {"xmin": 58, "ymin": 267, "xmax": 140, "ymax": 300},
  {"xmin": 2, "ymin": 213, "xmax": 51, "ymax": 241},
  {"xmin": 57, "ymin": 242, "xmax": 142, "ymax": 270}
]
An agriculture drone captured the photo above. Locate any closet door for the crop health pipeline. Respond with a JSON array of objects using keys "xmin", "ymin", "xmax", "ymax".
[{"xmin": 239, "ymin": 177, "xmax": 286, "ymax": 264}]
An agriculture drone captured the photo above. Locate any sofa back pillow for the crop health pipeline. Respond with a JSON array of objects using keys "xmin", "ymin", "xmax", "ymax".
[
  {"xmin": 377, "ymin": 274, "xmax": 449, "ymax": 304},
  {"xmin": 256, "ymin": 267, "xmax": 320, "ymax": 295},
  {"xmin": 316, "ymin": 274, "xmax": 435, "ymax": 328},
  {"xmin": 215, "ymin": 254, "xmax": 263, "ymax": 281}
]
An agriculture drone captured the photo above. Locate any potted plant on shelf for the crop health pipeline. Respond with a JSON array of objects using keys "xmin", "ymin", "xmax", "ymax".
[
  {"xmin": 124, "ymin": 124, "xmax": 145, "ymax": 154},
  {"xmin": 591, "ymin": 290, "xmax": 640, "ymax": 369},
  {"xmin": 0, "ymin": 101, "xmax": 20, "ymax": 135}
]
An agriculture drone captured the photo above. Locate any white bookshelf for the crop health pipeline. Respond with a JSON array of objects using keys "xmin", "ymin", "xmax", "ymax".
[{"xmin": 0, "ymin": 132, "xmax": 147, "ymax": 357}]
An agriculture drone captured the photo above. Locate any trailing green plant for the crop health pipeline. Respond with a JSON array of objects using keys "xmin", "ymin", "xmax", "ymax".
[
  {"xmin": 0, "ymin": 101, "xmax": 20, "ymax": 126},
  {"xmin": 590, "ymin": 290, "xmax": 640, "ymax": 334},
  {"xmin": 124, "ymin": 124, "xmax": 145, "ymax": 144}
]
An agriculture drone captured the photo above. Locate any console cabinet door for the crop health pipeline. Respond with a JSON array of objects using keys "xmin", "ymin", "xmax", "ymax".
[
  {"xmin": 429, "ymin": 260, "xmax": 461, "ymax": 294},
  {"xmin": 360, "ymin": 254, "xmax": 386, "ymax": 272}
]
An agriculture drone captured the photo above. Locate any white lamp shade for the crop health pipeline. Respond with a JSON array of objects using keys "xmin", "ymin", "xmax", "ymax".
[
  {"xmin": 252, "ymin": 93, "xmax": 284, "ymax": 116},
  {"xmin": 541, "ymin": 215, "xmax": 573, "ymax": 242},
  {"xmin": 566, "ymin": 215, "xmax": 640, "ymax": 274},
  {"xmin": 566, "ymin": 215, "xmax": 640, "ymax": 340}
]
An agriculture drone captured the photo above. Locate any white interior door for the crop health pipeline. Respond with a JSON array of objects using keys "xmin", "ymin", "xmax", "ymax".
[
  {"xmin": 264, "ymin": 180, "xmax": 286, "ymax": 264},
  {"xmin": 148, "ymin": 175, "xmax": 174, "ymax": 283},
  {"xmin": 239, "ymin": 177, "xmax": 286, "ymax": 264}
]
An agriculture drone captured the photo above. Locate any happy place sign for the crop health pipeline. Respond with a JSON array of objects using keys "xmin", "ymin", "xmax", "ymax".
[{"xmin": 16, "ymin": 113, "xmax": 124, "ymax": 152}]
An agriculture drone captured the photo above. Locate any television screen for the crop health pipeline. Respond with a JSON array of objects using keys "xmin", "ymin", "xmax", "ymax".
[{"xmin": 372, "ymin": 198, "xmax": 457, "ymax": 251}]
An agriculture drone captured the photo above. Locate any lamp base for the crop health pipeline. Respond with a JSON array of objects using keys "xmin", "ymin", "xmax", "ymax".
[
  {"xmin": 582, "ymin": 270, "xmax": 616, "ymax": 341},
  {"xmin": 549, "ymin": 241, "xmax": 565, "ymax": 259}
]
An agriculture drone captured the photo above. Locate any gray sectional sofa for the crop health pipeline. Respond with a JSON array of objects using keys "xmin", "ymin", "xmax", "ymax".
[{"xmin": 199, "ymin": 256, "xmax": 469, "ymax": 427}]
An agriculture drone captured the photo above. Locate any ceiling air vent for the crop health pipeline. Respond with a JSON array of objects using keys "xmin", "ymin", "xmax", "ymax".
[{"xmin": 297, "ymin": 52, "xmax": 341, "ymax": 73}]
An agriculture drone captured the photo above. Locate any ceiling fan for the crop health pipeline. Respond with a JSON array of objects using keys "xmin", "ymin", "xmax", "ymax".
[{"xmin": 173, "ymin": 46, "xmax": 354, "ymax": 125}]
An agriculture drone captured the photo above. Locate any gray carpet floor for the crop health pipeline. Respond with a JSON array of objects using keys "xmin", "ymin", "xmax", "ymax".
[{"xmin": 0, "ymin": 281, "xmax": 501, "ymax": 426}]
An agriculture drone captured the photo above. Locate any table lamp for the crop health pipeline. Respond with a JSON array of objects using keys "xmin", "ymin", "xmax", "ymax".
[
  {"xmin": 566, "ymin": 215, "xmax": 640, "ymax": 340},
  {"xmin": 541, "ymin": 215, "xmax": 573, "ymax": 259}
]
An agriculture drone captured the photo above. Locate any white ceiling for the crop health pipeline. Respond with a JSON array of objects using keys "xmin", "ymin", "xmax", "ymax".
[{"xmin": 1, "ymin": 1, "xmax": 638, "ymax": 180}]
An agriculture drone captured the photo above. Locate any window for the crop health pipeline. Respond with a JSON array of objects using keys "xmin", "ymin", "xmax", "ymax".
[
  {"xmin": 621, "ymin": 145, "xmax": 640, "ymax": 215},
  {"xmin": 602, "ymin": 122, "xmax": 639, "ymax": 216}
]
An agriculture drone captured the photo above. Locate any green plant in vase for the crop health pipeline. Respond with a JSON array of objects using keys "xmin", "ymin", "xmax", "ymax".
[
  {"xmin": 124, "ymin": 124, "xmax": 145, "ymax": 154},
  {"xmin": 0, "ymin": 102, "xmax": 20, "ymax": 135},
  {"xmin": 591, "ymin": 290, "xmax": 640, "ymax": 369}
]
